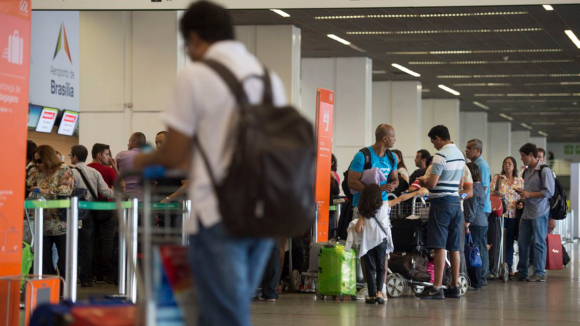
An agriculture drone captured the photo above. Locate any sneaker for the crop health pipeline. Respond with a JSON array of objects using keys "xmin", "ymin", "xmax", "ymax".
[
  {"xmin": 365, "ymin": 297, "xmax": 376, "ymax": 304},
  {"xmin": 356, "ymin": 287, "xmax": 369, "ymax": 300},
  {"xmin": 527, "ymin": 274, "xmax": 546, "ymax": 282},
  {"xmin": 514, "ymin": 273, "xmax": 528, "ymax": 282},
  {"xmin": 375, "ymin": 297, "xmax": 386, "ymax": 304},
  {"xmin": 444, "ymin": 286, "xmax": 461, "ymax": 298},
  {"xmin": 415, "ymin": 287, "xmax": 444, "ymax": 300}
]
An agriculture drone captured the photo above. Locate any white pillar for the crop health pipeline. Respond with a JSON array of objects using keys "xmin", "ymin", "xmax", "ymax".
[
  {"xmin": 461, "ymin": 111, "xmax": 489, "ymax": 162},
  {"xmin": 235, "ymin": 25, "xmax": 301, "ymax": 108},
  {"xmin": 301, "ymin": 57, "xmax": 373, "ymax": 175},
  {"xmin": 421, "ymin": 99, "xmax": 460, "ymax": 152},
  {"xmin": 488, "ymin": 122, "xmax": 512, "ymax": 175},
  {"xmin": 511, "ymin": 130, "xmax": 531, "ymax": 160},
  {"xmin": 373, "ymin": 81, "xmax": 422, "ymax": 164},
  {"xmin": 530, "ymin": 136, "xmax": 547, "ymax": 151},
  {"xmin": 571, "ymin": 163, "xmax": 580, "ymax": 239}
]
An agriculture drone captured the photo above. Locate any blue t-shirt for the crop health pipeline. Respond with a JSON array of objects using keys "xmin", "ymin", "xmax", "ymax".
[
  {"xmin": 349, "ymin": 147, "xmax": 398, "ymax": 207},
  {"xmin": 474, "ymin": 156, "xmax": 491, "ymax": 213}
]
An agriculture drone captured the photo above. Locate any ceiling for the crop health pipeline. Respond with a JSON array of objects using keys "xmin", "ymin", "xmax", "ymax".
[{"xmin": 230, "ymin": 4, "xmax": 580, "ymax": 142}]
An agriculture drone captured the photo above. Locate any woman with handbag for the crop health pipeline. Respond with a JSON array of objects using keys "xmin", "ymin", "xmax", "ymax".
[
  {"xmin": 491, "ymin": 157, "xmax": 524, "ymax": 276},
  {"xmin": 464, "ymin": 163, "xmax": 488, "ymax": 290}
]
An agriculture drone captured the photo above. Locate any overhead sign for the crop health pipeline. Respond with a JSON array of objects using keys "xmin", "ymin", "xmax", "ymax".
[
  {"xmin": 35, "ymin": 107, "xmax": 58, "ymax": 133},
  {"xmin": 29, "ymin": 11, "xmax": 79, "ymax": 111},
  {"xmin": 57, "ymin": 110, "xmax": 78, "ymax": 135},
  {"xmin": 314, "ymin": 88, "xmax": 334, "ymax": 243}
]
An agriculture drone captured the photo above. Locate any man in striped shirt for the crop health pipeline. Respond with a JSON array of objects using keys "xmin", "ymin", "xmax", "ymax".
[{"xmin": 417, "ymin": 125, "xmax": 465, "ymax": 300}]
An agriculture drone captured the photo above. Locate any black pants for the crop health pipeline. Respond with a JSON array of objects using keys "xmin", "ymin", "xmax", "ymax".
[
  {"xmin": 43, "ymin": 234, "xmax": 67, "ymax": 279},
  {"xmin": 487, "ymin": 214, "xmax": 501, "ymax": 277},
  {"xmin": 261, "ymin": 241, "xmax": 281, "ymax": 300},
  {"xmin": 468, "ymin": 225, "xmax": 488, "ymax": 289},
  {"xmin": 504, "ymin": 218, "xmax": 518, "ymax": 273},
  {"xmin": 363, "ymin": 241, "xmax": 387, "ymax": 297},
  {"xmin": 79, "ymin": 211, "xmax": 116, "ymax": 283}
]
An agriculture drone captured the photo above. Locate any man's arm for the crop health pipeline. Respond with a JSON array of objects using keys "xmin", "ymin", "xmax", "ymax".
[
  {"xmin": 347, "ymin": 170, "xmax": 365, "ymax": 192},
  {"xmin": 383, "ymin": 169, "xmax": 399, "ymax": 192},
  {"xmin": 96, "ymin": 172, "xmax": 115, "ymax": 199},
  {"xmin": 160, "ymin": 180, "xmax": 189, "ymax": 203},
  {"xmin": 461, "ymin": 183, "xmax": 473, "ymax": 199},
  {"xmin": 134, "ymin": 128, "xmax": 192, "ymax": 170},
  {"xmin": 422, "ymin": 174, "xmax": 440, "ymax": 189}
]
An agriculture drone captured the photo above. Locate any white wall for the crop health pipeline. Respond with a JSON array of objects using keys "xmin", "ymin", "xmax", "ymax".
[
  {"xmin": 460, "ymin": 111, "xmax": 489, "ymax": 163},
  {"xmin": 547, "ymin": 142, "xmax": 580, "ymax": 162},
  {"xmin": 421, "ymin": 99, "xmax": 460, "ymax": 152},
  {"xmin": 511, "ymin": 131, "xmax": 531, "ymax": 162},
  {"xmin": 529, "ymin": 136, "xmax": 547, "ymax": 152},
  {"xmin": 488, "ymin": 122, "xmax": 512, "ymax": 175}
]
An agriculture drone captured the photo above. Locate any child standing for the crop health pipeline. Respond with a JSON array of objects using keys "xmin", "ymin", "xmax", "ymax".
[{"xmin": 355, "ymin": 184, "xmax": 416, "ymax": 304}]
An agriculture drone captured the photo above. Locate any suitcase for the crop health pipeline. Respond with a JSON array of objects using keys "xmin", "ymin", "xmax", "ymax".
[
  {"xmin": 308, "ymin": 242, "xmax": 327, "ymax": 273},
  {"xmin": 546, "ymin": 233, "xmax": 564, "ymax": 270},
  {"xmin": 389, "ymin": 252, "xmax": 431, "ymax": 282},
  {"xmin": 317, "ymin": 244, "xmax": 356, "ymax": 297},
  {"xmin": 391, "ymin": 219, "xmax": 426, "ymax": 252},
  {"xmin": 30, "ymin": 300, "xmax": 135, "ymax": 326}
]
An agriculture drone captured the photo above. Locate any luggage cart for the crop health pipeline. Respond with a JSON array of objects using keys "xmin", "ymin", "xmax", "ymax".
[{"xmin": 495, "ymin": 215, "xmax": 510, "ymax": 283}]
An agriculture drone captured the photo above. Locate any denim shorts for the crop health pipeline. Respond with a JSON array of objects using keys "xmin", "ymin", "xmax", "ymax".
[{"xmin": 427, "ymin": 196, "xmax": 462, "ymax": 251}]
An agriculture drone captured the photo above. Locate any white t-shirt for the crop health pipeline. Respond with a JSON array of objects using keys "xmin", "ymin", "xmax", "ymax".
[
  {"xmin": 359, "ymin": 202, "xmax": 394, "ymax": 258},
  {"xmin": 398, "ymin": 167, "xmax": 409, "ymax": 181},
  {"xmin": 161, "ymin": 41, "xmax": 287, "ymax": 234}
]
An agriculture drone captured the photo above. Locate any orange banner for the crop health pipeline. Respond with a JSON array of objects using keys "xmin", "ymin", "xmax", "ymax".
[{"xmin": 314, "ymin": 88, "xmax": 334, "ymax": 243}]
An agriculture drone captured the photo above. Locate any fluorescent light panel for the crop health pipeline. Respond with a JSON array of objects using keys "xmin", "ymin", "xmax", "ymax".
[
  {"xmin": 327, "ymin": 34, "xmax": 350, "ymax": 45},
  {"xmin": 565, "ymin": 30, "xmax": 580, "ymax": 49},
  {"xmin": 521, "ymin": 123, "xmax": 533, "ymax": 130},
  {"xmin": 438, "ymin": 85, "xmax": 460, "ymax": 96},
  {"xmin": 475, "ymin": 93, "xmax": 580, "ymax": 97},
  {"xmin": 386, "ymin": 49, "xmax": 561, "ymax": 55},
  {"xmin": 437, "ymin": 73, "xmax": 580, "ymax": 78},
  {"xmin": 499, "ymin": 113, "xmax": 514, "ymax": 121},
  {"xmin": 315, "ymin": 11, "xmax": 528, "ymax": 19},
  {"xmin": 538, "ymin": 131, "xmax": 549, "ymax": 136},
  {"xmin": 391, "ymin": 63, "xmax": 420, "ymax": 77},
  {"xmin": 372, "ymin": 70, "xmax": 387, "ymax": 74},
  {"xmin": 409, "ymin": 59, "xmax": 572, "ymax": 65},
  {"xmin": 270, "ymin": 9, "xmax": 290, "ymax": 17},
  {"xmin": 454, "ymin": 83, "xmax": 512, "ymax": 87},
  {"xmin": 347, "ymin": 28, "xmax": 543, "ymax": 35},
  {"xmin": 473, "ymin": 101, "xmax": 489, "ymax": 110},
  {"xmin": 543, "ymin": 5, "xmax": 554, "ymax": 10}
]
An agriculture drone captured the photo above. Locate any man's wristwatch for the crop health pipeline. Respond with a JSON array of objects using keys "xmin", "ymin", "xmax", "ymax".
[{"xmin": 165, "ymin": 196, "xmax": 171, "ymax": 202}]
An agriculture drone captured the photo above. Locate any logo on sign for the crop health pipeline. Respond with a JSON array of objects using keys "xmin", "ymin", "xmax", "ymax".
[
  {"xmin": 53, "ymin": 23, "xmax": 73, "ymax": 64},
  {"xmin": 43, "ymin": 111, "xmax": 56, "ymax": 119},
  {"xmin": 329, "ymin": 93, "xmax": 334, "ymax": 102},
  {"xmin": 20, "ymin": 0, "xmax": 29, "ymax": 15},
  {"xmin": 64, "ymin": 114, "xmax": 76, "ymax": 123}
]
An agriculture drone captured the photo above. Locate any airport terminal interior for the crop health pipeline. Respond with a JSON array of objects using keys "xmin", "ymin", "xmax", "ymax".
[{"xmin": 2, "ymin": 0, "xmax": 580, "ymax": 325}]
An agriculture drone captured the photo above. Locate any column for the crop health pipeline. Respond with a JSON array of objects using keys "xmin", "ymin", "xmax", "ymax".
[
  {"xmin": 373, "ymin": 81, "xmax": 422, "ymax": 164},
  {"xmin": 488, "ymin": 122, "xmax": 512, "ymax": 175},
  {"xmin": 511, "ymin": 130, "xmax": 531, "ymax": 161},
  {"xmin": 461, "ymin": 111, "xmax": 489, "ymax": 162},
  {"xmin": 301, "ymin": 57, "xmax": 373, "ymax": 176},
  {"xmin": 571, "ymin": 163, "xmax": 580, "ymax": 239},
  {"xmin": 421, "ymin": 99, "xmax": 460, "ymax": 153},
  {"xmin": 530, "ymin": 136, "xmax": 547, "ymax": 151},
  {"xmin": 235, "ymin": 25, "xmax": 301, "ymax": 108}
]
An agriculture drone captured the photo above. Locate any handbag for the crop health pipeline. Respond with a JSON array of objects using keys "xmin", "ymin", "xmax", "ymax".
[
  {"xmin": 490, "ymin": 174, "xmax": 504, "ymax": 217},
  {"xmin": 464, "ymin": 233, "xmax": 483, "ymax": 268}
]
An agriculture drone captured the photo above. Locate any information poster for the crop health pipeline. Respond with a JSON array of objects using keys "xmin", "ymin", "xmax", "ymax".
[
  {"xmin": 35, "ymin": 107, "xmax": 58, "ymax": 133},
  {"xmin": 57, "ymin": 110, "xmax": 78, "ymax": 135},
  {"xmin": 314, "ymin": 88, "xmax": 335, "ymax": 243},
  {"xmin": 0, "ymin": 0, "xmax": 31, "ymax": 323}
]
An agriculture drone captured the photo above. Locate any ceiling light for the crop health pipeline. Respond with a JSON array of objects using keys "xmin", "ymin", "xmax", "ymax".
[
  {"xmin": 521, "ymin": 123, "xmax": 533, "ymax": 130},
  {"xmin": 270, "ymin": 9, "xmax": 290, "ymax": 18},
  {"xmin": 347, "ymin": 28, "xmax": 543, "ymax": 35},
  {"xmin": 438, "ymin": 85, "xmax": 460, "ymax": 96},
  {"xmin": 565, "ymin": 30, "xmax": 580, "ymax": 49},
  {"xmin": 315, "ymin": 11, "xmax": 528, "ymax": 19},
  {"xmin": 386, "ymin": 49, "xmax": 561, "ymax": 55},
  {"xmin": 532, "ymin": 122, "xmax": 556, "ymax": 125},
  {"xmin": 422, "ymin": 89, "xmax": 430, "ymax": 93},
  {"xmin": 327, "ymin": 34, "xmax": 350, "ymax": 45},
  {"xmin": 543, "ymin": 5, "xmax": 554, "ymax": 10},
  {"xmin": 348, "ymin": 44, "xmax": 367, "ymax": 53},
  {"xmin": 409, "ymin": 59, "xmax": 572, "ymax": 65},
  {"xmin": 475, "ymin": 93, "xmax": 580, "ymax": 97},
  {"xmin": 437, "ymin": 73, "xmax": 580, "ymax": 78},
  {"xmin": 473, "ymin": 101, "xmax": 489, "ymax": 110},
  {"xmin": 372, "ymin": 70, "xmax": 387, "ymax": 74},
  {"xmin": 499, "ymin": 113, "xmax": 514, "ymax": 121},
  {"xmin": 538, "ymin": 131, "xmax": 549, "ymax": 136},
  {"xmin": 391, "ymin": 63, "xmax": 421, "ymax": 77},
  {"xmin": 454, "ymin": 83, "xmax": 512, "ymax": 87}
]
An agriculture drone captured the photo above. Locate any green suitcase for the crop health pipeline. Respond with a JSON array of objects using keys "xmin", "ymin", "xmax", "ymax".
[{"xmin": 317, "ymin": 244, "xmax": 356, "ymax": 298}]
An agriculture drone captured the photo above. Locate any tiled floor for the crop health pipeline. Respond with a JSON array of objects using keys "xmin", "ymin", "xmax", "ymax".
[{"xmin": 79, "ymin": 242, "xmax": 580, "ymax": 325}]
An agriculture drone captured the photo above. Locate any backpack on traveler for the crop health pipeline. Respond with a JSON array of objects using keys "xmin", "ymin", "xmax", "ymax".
[
  {"xmin": 195, "ymin": 60, "xmax": 316, "ymax": 238},
  {"xmin": 524, "ymin": 165, "xmax": 568, "ymax": 220}
]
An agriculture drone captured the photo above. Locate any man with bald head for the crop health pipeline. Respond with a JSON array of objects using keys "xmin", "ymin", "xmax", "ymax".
[
  {"xmin": 116, "ymin": 132, "xmax": 146, "ymax": 201},
  {"xmin": 348, "ymin": 124, "xmax": 399, "ymax": 208}
]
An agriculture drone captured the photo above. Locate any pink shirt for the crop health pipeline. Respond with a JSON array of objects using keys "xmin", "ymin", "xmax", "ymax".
[{"xmin": 115, "ymin": 148, "xmax": 142, "ymax": 200}]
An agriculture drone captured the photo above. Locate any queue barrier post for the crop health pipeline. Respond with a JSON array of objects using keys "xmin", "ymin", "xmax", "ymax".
[
  {"xmin": 64, "ymin": 197, "xmax": 79, "ymax": 302},
  {"xmin": 33, "ymin": 206, "xmax": 43, "ymax": 276}
]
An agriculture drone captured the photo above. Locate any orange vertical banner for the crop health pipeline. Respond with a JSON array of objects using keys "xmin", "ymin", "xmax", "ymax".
[
  {"xmin": 314, "ymin": 88, "xmax": 334, "ymax": 243},
  {"xmin": 0, "ymin": 0, "xmax": 31, "ymax": 323}
]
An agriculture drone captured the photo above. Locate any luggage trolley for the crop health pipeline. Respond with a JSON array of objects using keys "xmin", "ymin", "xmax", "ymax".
[{"xmin": 495, "ymin": 215, "xmax": 510, "ymax": 283}]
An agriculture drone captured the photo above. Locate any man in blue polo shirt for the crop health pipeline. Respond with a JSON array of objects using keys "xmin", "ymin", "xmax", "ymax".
[
  {"xmin": 347, "ymin": 124, "xmax": 399, "ymax": 207},
  {"xmin": 417, "ymin": 125, "xmax": 465, "ymax": 300},
  {"xmin": 465, "ymin": 139, "xmax": 492, "ymax": 284}
]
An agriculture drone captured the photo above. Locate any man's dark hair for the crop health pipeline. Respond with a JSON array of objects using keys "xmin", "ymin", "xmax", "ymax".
[
  {"xmin": 27, "ymin": 140, "xmax": 37, "ymax": 163},
  {"xmin": 538, "ymin": 148, "xmax": 546, "ymax": 156},
  {"xmin": 71, "ymin": 145, "xmax": 89, "ymax": 162},
  {"xmin": 425, "ymin": 155, "xmax": 433, "ymax": 167},
  {"xmin": 417, "ymin": 149, "xmax": 431, "ymax": 161},
  {"xmin": 179, "ymin": 1, "xmax": 234, "ymax": 43},
  {"xmin": 132, "ymin": 132, "xmax": 147, "ymax": 148},
  {"xmin": 156, "ymin": 131, "xmax": 168, "ymax": 137},
  {"xmin": 466, "ymin": 163, "xmax": 481, "ymax": 183},
  {"xmin": 519, "ymin": 143, "xmax": 538, "ymax": 159},
  {"xmin": 428, "ymin": 125, "xmax": 451, "ymax": 141},
  {"xmin": 92, "ymin": 143, "xmax": 110, "ymax": 160}
]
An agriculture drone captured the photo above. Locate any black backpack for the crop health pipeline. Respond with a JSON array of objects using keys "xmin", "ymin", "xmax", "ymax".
[
  {"xmin": 341, "ymin": 147, "xmax": 395, "ymax": 200},
  {"xmin": 195, "ymin": 60, "xmax": 316, "ymax": 238},
  {"xmin": 524, "ymin": 165, "xmax": 567, "ymax": 220}
]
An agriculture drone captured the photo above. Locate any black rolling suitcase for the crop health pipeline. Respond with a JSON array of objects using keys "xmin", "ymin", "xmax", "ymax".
[{"xmin": 391, "ymin": 219, "xmax": 426, "ymax": 252}]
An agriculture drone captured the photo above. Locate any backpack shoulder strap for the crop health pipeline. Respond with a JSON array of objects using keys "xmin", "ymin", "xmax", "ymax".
[
  {"xmin": 360, "ymin": 147, "xmax": 372, "ymax": 170},
  {"xmin": 385, "ymin": 148, "xmax": 395, "ymax": 168},
  {"xmin": 75, "ymin": 167, "xmax": 97, "ymax": 201},
  {"xmin": 203, "ymin": 59, "xmax": 250, "ymax": 106},
  {"xmin": 372, "ymin": 215, "xmax": 389, "ymax": 238}
]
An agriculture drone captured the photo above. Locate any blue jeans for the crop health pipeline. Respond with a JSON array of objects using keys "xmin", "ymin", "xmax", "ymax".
[
  {"xmin": 517, "ymin": 213, "xmax": 549, "ymax": 277},
  {"xmin": 188, "ymin": 223, "xmax": 274, "ymax": 326},
  {"xmin": 467, "ymin": 225, "xmax": 488, "ymax": 288}
]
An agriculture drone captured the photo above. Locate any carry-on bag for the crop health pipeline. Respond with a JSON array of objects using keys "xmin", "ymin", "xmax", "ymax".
[
  {"xmin": 546, "ymin": 233, "xmax": 564, "ymax": 270},
  {"xmin": 389, "ymin": 252, "xmax": 430, "ymax": 282},
  {"xmin": 464, "ymin": 234, "xmax": 483, "ymax": 268},
  {"xmin": 317, "ymin": 244, "xmax": 356, "ymax": 296},
  {"xmin": 391, "ymin": 219, "xmax": 426, "ymax": 252},
  {"xmin": 30, "ymin": 299, "xmax": 135, "ymax": 326}
]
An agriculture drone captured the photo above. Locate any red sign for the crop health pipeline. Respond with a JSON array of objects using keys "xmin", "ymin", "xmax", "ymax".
[
  {"xmin": 42, "ymin": 111, "xmax": 56, "ymax": 119},
  {"xmin": 64, "ymin": 114, "xmax": 76, "ymax": 123},
  {"xmin": 314, "ymin": 88, "xmax": 335, "ymax": 242}
]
